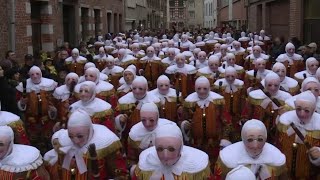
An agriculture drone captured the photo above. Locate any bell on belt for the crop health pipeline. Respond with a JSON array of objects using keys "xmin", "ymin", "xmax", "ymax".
[
  {"xmin": 162, "ymin": 106, "xmax": 165, "ymax": 111},
  {"xmin": 70, "ymin": 168, "xmax": 76, "ymax": 175},
  {"xmin": 271, "ymin": 110, "xmax": 274, "ymax": 114},
  {"xmin": 292, "ymin": 143, "xmax": 298, "ymax": 148}
]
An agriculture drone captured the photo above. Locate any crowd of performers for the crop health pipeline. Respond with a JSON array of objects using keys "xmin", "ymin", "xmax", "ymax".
[{"xmin": 0, "ymin": 29, "xmax": 320, "ymax": 179}]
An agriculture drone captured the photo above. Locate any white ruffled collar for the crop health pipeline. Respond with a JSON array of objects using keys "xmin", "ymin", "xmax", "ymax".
[
  {"xmin": 118, "ymin": 92, "xmax": 160, "ymax": 105},
  {"xmin": 16, "ymin": 78, "xmax": 57, "ymax": 93},
  {"xmin": 138, "ymin": 146, "xmax": 209, "ymax": 178},
  {"xmin": 0, "ymin": 144, "xmax": 43, "ymax": 173},
  {"xmin": 0, "ymin": 111, "xmax": 20, "ymax": 126},
  {"xmin": 149, "ymin": 88, "xmax": 178, "ymax": 104},
  {"xmin": 185, "ymin": 91, "xmax": 224, "ymax": 108},
  {"xmin": 220, "ymin": 142, "xmax": 285, "ymax": 180},
  {"xmin": 129, "ymin": 119, "xmax": 174, "ymax": 149}
]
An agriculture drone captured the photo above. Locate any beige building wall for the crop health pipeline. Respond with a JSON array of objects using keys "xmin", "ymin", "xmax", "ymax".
[{"xmin": 186, "ymin": 0, "xmax": 204, "ymax": 29}]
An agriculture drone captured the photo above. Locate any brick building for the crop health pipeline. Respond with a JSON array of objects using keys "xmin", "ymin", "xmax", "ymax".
[
  {"xmin": 0, "ymin": 0, "xmax": 124, "ymax": 63},
  {"xmin": 217, "ymin": 0, "xmax": 247, "ymax": 30},
  {"xmin": 247, "ymin": 0, "xmax": 320, "ymax": 44}
]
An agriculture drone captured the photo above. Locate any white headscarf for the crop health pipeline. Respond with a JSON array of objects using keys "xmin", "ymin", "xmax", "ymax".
[
  {"xmin": 65, "ymin": 72, "xmax": 79, "ymax": 85},
  {"xmin": 0, "ymin": 126, "xmax": 14, "ymax": 163},
  {"xmin": 123, "ymin": 65, "xmax": 137, "ymax": 78},
  {"xmin": 264, "ymin": 72, "xmax": 280, "ymax": 88},
  {"xmin": 85, "ymin": 67, "xmax": 100, "ymax": 84},
  {"xmin": 79, "ymin": 81, "xmax": 96, "ymax": 106},
  {"xmin": 84, "ymin": 62, "xmax": 96, "ymax": 71},
  {"xmin": 61, "ymin": 109, "xmax": 94, "ymax": 174},
  {"xmin": 132, "ymin": 76, "xmax": 148, "ymax": 91},
  {"xmin": 29, "ymin": 66, "xmax": 43, "ymax": 79},
  {"xmin": 301, "ymin": 77, "xmax": 320, "ymax": 92},
  {"xmin": 241, "ymin": 119, "xmax": 267, "ymax": 142},
  {"xmin": 295, "ymin": 90, "xmax": 316, "ymax": 110},
  {"xmin": 226, "ymin": 165, "xmax": 255, "ymax": 180},
  {"xmin": 285, "ymin": 42, "xmax": 295, "ymax": 57},
  {"xmin": 306, "ymin": 57, "xmax": 318, "ymax": 75}
]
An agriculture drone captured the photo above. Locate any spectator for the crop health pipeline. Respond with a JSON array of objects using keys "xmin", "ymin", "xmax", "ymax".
[
  {"xmin": 271, "ymin": 37, "xmax": 285, "ymax": 59},
  {"xmin": 0, "ymin": 66, "xmax": 20, "ymax": 115},
  {"xmin": 0, "ymin": 50, "xmax": 20, "ymax": 73},
  {"xmin": 20, "ymin": 54, "xmax": 35, "ymax": 80}
]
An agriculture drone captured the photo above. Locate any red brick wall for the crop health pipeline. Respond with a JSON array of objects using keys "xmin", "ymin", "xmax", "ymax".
[
  {"xmin": 233, "ymin": 0, "xmax": 246, "ymax": 20},
  {"xmin": 269, "ymin": 0, "xmax": 290, "ymax": 40},
  {"xmin": 248, "ymin": 0, "xmax": 303, "ymax": 41},
  {"xmin": 219, "ymin": 6, "xmax": 229, "ymax": 22},
  {"xmin": 0, "ymin": 0, "xmax": 9, "ymax": 59},
  {"xmin": 0, "ymin": 0, "xmax": 124, "ymax": 63},
  {"xmin": 289, "ymin": 0, "xmax": 303, "ymax": 40},
  {"xmin": 15, "ymin": 0, "xmax": 32, "ymax": 62}
]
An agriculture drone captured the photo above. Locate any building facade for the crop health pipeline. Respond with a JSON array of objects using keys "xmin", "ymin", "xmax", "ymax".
[
  {"xmin": 218, "ymin": 0, "xmax": 247, "ymax": 30},
  {"xmin": 169, "ymin": 0, "xmax": 187, "ymax": 30},
  {"xmin": 204, "ymin": 0, "xmax": 218, "ymax": 29},
  {"xmin": 125, "ymin": 0, "xmax": 148, "ymax": 31},
  {"xmin": 247, "ymin": 0, "xmax": 320, "ymax": 44},
  {"xmin": 186, "ymin": 0, "xmax": 204, "ymax": 29},
  {"xmin": 145, "ymin": 0, "xmax": 167, "ymax": 29},
  {"xmin": 0, "ymin": 0, "xmax": 124, "ymax": 63}
]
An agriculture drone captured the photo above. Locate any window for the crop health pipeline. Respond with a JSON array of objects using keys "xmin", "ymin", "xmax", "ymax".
[
  {"xmin": 220, "ymin": 0, "xmax": 229, "ymax": 8},
  {"xmin": 189, "ymin": 11, "xmax": 195, "ymax": 18}
]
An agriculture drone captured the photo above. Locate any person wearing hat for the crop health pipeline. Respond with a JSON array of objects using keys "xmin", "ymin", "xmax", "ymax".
[
  {"xmin": 261, "ymin": 62, "xmax": 299, "ymax": 95},
  {"xmin": 277, "ymin": 90, "xmax": 320, "ymax": 179},
  {"xmin": 214, "ymin": 67, "xmax": 245, "ymax": 141},
  {"xmin": 245, "ymin": 58, "xmax": 272, "ymax": 91},
  {"xmin": 165, "ymin": 53, "xmax": 197, "ymax": 98},
  {"xmin": 117, "ymin": 65, "xmax": 137, "ymax": 97},
  {"xmin": 100, "ymin": 55, "xmax": 124, "ymax": 89},
  {"xmin": 0, "ymin": 108, "xmax": 29, "ymax": 145},
  {"xmin": 294, "ymin": 57, "xmax": 319, "ymax": 83},
  {"xmin": 115, "ymin": 48, "xmax": 137, "ymax": 69},
  {"xmin": 130, "ymin": 43, "xmax": 145, "ymax": 59},
  {"xmin": 284, "ymin": 77, "xmax": 320, "ymax": 114},
  {"xmin": 70, "ymin": 81, "xmax": 115, "ymax": 132},
  {"xmin": 214, "ymin": 44, "xmax": 229, "ymax": 61},
  {"xmin": 115, "ymin": 76, "xmax": 160, "ymax": 149},
  {"xmin": 132, "ymin": 123, "xmax": 212, "ymax": 179},
  {"xmin": 20, "ymin": 54, "xmax": 35, "ymax": 80},
  {"xmin": 127, "ymin": 102, "xmax": 176, "ymax": 168},
  {"xmin": 74, "ymin": 67, "xmax": 116, "ymax": 107},
  {"xmin": 181, "ymin": 76, "xmax": 232, "ymax": 168},
  {"xmin": 238, "ymin": 32, "xmax": 250, "ymax": 48},
  {"xmin": 0, "ymin": 126, "xmax": 50, "ymax": 179},
  {"xmin": 150, "ymin": 75, "xmax": 182, "ymax": 122},
  {"xmin": 245, "ymin": 45, "xmax": 270, "ymax": 70},
  {"xmin": 16, "ymin": 66, "xmax": 58, "ymax": 153},
  {"xmin": 222, "ymin": 53, "xmax": 245, "ymax": 79},
  {"xmin": 44, "ymin": 110, "xmax": 128, "ymax": 179},
  {"xmin": 214, "ymin": 119, "xmax": 286, "ymax": 179},
  {"xmin": 197, "ymin": 55, "xmax": 224, "ymax": 86},
  {"xmin": 153, "ymin": 42, "xmax": 165, "ymax": 59},
  {"xmin": 276, "ymin": 42, "xmax": 304, "ymax": 77},
  {"xmin": 140, "ymin": 46, "xmax": 163, "ymax": 89},
  {"xmin": 241, "ymin": 72, "xmax": 292, "ymax": 140},
  {"xmin": 93, "ymin": 46, "xmax": 108, "ymax": 71},
  {"xmin": 53, "ymin": 72, "xmax": 79, "ymax": 128},
  {"xmin": 225, "ymin": 165, "xmax": 255, "ymax": 180},
  {"xmin": 64, "ymin": 48, "xmax": 87, "ymax": 76},
  {"xmin": 161, "ymin": 48, "xmax": 177, "ymax": 68},
  {"xmin": 189, "ymin": 51, "xmax": 208, "ymax": 69},
  {"xmin": 77, "ymin": 62, "xmax": 108, "ymax": 83}
]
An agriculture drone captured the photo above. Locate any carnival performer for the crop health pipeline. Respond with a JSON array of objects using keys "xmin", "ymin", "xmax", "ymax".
[
  {"xmin": 0, "ymin": 126, "xmax": 50, "ymax": 179},
  {"xmin": 65, "ymin": 48, "xmax": 87, "ymax": 76},
  {"xmin": 44, "ymin": 110, "xmax": 128, "ymax": 179}
]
